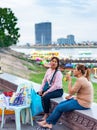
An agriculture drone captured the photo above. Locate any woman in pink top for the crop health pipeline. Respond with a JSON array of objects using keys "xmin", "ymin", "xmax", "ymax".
[
  {"xmin": 38, "ymin": 57, "xmax": 63, "ymax": 120},
  {"xmin": 37, "ymin": 64, "xmax": 94, "ymax": 129}
]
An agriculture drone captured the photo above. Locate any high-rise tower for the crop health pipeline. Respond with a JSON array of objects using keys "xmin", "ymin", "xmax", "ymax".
[{"xmin": 35, "ymin": 22, "xmax": 52, "ymax": 45}]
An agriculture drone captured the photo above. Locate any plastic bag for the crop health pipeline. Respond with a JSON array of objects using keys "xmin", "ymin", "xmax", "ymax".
[{"xmin": 30, "ymin": 89, "xmax": 44, "ymax": 116}]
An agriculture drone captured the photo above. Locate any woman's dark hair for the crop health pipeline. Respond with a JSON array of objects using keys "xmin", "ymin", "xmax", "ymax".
[
  {"xmin": 50, "ymin": 57, "xmax": 60, "ymax": 70},
  {"xmin": 77, "ymin": 64, "xmax": 90, "ymax": 80}
]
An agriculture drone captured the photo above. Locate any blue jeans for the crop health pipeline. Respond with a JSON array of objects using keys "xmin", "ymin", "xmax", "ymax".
[{"xmin": 46, "ymin": 98, "xmax": 89, "ymax": 125}]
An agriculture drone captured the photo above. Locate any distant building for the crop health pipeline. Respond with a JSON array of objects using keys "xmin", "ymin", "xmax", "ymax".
[
  {"xmin": 57, "ymin": 38, "xmax": 67, "ymax": 45},
  {"xmin": 35, "ymin": 22, "xmax": 52, "ymax": 45},
  {"xmin": 57, "ymin": 34, "xmax": 75, "ymax": 45},
  {"xmin": 67, "ymin": 35, "xmax": 75, "ymax": 44}
]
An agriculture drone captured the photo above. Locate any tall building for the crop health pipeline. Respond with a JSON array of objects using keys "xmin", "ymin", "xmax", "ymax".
[
  {"xmin": 35, "ymin": 22, "xmax": 52, "ymax": 45},
  {"xmin": 67, "ymin": 35, "xmax": 75, "ymax": 44}
]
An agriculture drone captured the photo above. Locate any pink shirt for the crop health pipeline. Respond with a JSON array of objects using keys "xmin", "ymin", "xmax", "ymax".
[{"xmin": 40, "ymin": 68, "xmax": 63, "ymax": 93}]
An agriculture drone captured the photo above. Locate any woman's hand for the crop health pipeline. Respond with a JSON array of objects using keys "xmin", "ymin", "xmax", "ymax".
[
  {"xmin": 38, "ymin": 91, "xmax": 43, "ymax": 96},
  {"xmin": 65, "ymin": 74, "xmax": 72, "ymax": 81},
  {"xmin": 65, "ymin": 95, "xmax": 72, "ymax": 99},
  {"xmin": 42, "ymin": 91, "xmax": 48, "ymax": 97}
]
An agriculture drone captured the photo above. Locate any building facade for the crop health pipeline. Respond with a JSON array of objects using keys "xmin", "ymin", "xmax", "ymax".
[
  {"xmin": 35, "ymin": 22, "xmax": 52, "ymax": 45},
  {"xmin": 57, "ymin": 34, "xmax": 75, "ymax": 45},
  {"xmin": 67, "ymin": 35, "xmax": 75, "ymax": 44}
]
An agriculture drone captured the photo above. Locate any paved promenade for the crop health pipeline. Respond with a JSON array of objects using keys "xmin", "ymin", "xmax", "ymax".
[
  {"xmin": 0, "ymin": 117, "xmax": 72, "ymax": 130},
  {"xmin": 0, "ymin": 122, "xmax": 72, "ymax": 130}
]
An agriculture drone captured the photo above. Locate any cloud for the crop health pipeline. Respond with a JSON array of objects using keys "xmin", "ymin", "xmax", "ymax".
[
  {"xmin": 0, "ymin": 0, "xmax": 97, "ymax": 44},
  {"xmin": 0, "ymin": 0, "xmax": 35, "ymax": 7}
]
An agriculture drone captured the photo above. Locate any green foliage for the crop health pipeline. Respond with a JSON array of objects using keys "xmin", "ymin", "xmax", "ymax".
[
  {"xmin": 27, "ymin": 62, "xmax": 47, "ymax": 72},
  {"xmin": 30, "ymin": 72, "xmax": 45, "ymax": 84},
  {"xmin": 0, "ymin": 8, "xmax": 20, "ymax": 47},
  {"xmin": 93, "ymin": 82, "xmax": 97, "ymax": 103},
  {"xmin": 29, "ymin": 63, "xmax": 47, "ymax": 84}
]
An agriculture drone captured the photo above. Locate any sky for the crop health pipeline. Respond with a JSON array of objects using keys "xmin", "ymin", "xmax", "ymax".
[{"xmin": 0, "ymin": 0, "xmax": 97, "ymax": 45}]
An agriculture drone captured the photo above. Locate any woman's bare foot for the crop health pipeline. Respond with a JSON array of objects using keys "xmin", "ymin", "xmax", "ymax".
[
  {"xmin": 41, "ymin": 113, "xmax": 48, "ymax": 120},
  {"xmin": 37, "ymin": 120, "xmax": 52, "ymax": 129},
  {"xmin": 42, "ymin": 122, "xmax": 52, "ymax": 129},
  {"xmin": 37, "ymin": 120, "xmax": 46, "ymax": 126}
]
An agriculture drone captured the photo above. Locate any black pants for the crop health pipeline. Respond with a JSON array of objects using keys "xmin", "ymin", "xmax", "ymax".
[{"xmin": 42, "ymin": 89, "xmax": 63, "ymax": 113}]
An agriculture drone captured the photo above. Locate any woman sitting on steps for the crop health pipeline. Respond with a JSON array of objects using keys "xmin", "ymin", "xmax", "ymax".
[{"xmin": 37, "ymin": 57, "xmax": 63, "ymax": 120}]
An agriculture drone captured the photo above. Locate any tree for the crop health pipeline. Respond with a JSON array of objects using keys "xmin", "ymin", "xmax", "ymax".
[{"xmin": 0, "ymin": 8, "xmax": 20, "ymax": 47}]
